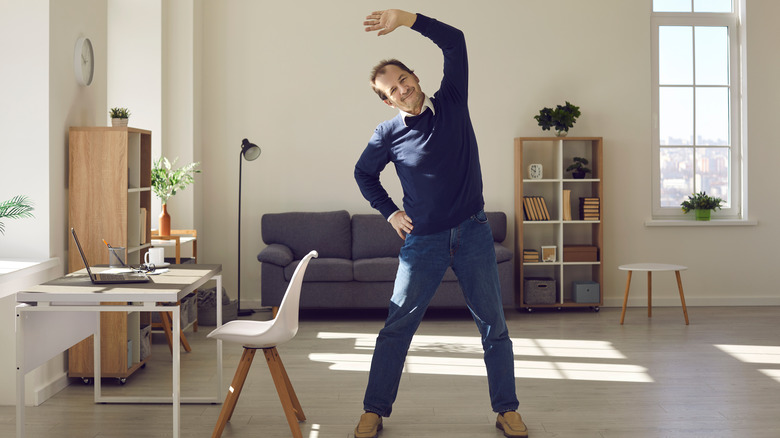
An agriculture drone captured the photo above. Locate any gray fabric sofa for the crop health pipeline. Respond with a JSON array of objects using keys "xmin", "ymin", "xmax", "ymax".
[{"xmin": 257, "ymin": 210, "xmax": 514, "ymax": 310}]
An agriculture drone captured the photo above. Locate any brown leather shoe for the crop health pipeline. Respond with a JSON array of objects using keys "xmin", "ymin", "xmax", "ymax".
[
  {"xmin": 354, "ymin": 412, "xmax": 383, "ymax": 438},
  {"xmin": 496, "ymin": 411, "xmax": 528, "ymax": 438}
]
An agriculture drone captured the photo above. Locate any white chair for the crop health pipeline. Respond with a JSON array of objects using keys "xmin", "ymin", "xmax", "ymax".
[{"xmin": 208, "ymin": 250, "xmax": 318, "ymax": 438}]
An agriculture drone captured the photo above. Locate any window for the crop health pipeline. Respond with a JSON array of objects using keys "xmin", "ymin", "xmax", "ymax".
[{"xmin": 651, "ymin": 0, "xmax": 744, "ymax": 218}]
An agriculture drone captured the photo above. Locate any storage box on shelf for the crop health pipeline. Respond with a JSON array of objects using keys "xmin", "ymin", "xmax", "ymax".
[{"xmin": 514, "ymin": 137, "xmax": 603, "ymax": 312}]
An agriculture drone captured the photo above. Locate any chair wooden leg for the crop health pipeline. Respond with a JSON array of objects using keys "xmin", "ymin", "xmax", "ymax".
[
  {"xmin": 647, "ymin": 272, "xmax": 653, "ymax": 318},
  {"xmin": 160, "ymin": 312, "xmax": 192, "ymax": 353},
  {"xmin": 212, "ymin": 348, "xmax": 257, "ymax": 438},
  {"xmin": 620, "ymin": 271, "xmax": 632, "ymax": 325},
  {"xmin": 160, "ymin": 312, "xmax": 174, "ymax": 354},
  {"xmin": 675, "ymin": 270, "xmax": 690, "ymax": 325},
  {"xmin": 264, "ymin": 347, "xmax": 305, "ymax": 438}
]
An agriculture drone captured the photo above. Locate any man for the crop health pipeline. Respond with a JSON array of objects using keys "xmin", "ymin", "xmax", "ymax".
[{"xmin": 353, "ymin": 9, "xmax": 529, "ymax": 438}]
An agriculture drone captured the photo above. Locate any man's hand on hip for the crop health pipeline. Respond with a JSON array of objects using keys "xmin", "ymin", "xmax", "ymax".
[
  {"xmin": 363, "ymin": 9, "xmax": 417, "ymax": 36},
  {"xmin": 389, "ymin": 211, "xmax": 413, "ymax": 240}
]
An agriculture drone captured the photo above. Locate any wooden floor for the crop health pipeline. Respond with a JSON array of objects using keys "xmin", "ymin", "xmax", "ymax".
[{"xmin": 3, "ymin": 306, "xmax": 780, "ymax": 438}]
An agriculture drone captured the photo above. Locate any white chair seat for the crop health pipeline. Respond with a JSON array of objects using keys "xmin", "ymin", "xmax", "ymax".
[{"xmin": 208, "ymin": 319, "xmax": 289, "ymax": 349}]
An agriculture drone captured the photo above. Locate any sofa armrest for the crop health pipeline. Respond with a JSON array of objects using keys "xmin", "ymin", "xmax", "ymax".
[{"xmin": 257, "ymin": 243, "xmax": 294, "ymax": 267}]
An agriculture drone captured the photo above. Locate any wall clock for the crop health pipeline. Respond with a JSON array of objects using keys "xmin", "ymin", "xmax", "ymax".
[{"xmin": 74, "ymin": 37, "xmax": 94, "ymax": 86}]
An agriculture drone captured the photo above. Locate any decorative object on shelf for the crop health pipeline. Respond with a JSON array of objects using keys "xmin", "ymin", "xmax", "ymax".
[
  {"xmin": 680, "ymin": 191, "xmax": 723, "ymax": 221},
  {"xmin": 566, "ymin": 157, "xmax": 591, "ymax": 179},
  {"xmin": 74, "ymin": 36, "xmax": 94, "ymax": 86},
  {"xmin": 151, "ymin": 156, "xmax": 201, "ymax": 235},
  {"xmin": 237, "ymin": 138, "xmax": 261, "ymax": 316},
  {"xmin": 541, "ymin": 245, "xmax": 557, "ymax": 262},
  {"xmin": 109, "ymin": 107, "xmax": 131, "ymax": 127},
  {"xmin": 533, "ymin": 101, "xmax": 581, "ymax": 137},
  {"xmin": 0, "ymin": 195, "xmax": 34, "ymax": 235},
  {"xmin": 528, "ymin": 163, "xmax": 543, "ymax": 179}
]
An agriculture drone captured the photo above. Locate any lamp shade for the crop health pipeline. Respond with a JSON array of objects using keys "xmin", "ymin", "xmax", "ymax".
[{"xmin": 241, "ymin": 138, "xmax": 261, "ymax": 161}]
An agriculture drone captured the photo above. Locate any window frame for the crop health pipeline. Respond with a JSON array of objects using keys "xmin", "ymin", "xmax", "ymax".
[{"xmin": 650, "ymin": 4, "xmax": 745, "ymax": 219}]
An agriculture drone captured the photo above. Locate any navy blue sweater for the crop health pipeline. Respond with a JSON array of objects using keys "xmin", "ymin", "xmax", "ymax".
[{"xmin": 354, "ymin": 14, "xmax": 484, "ymax": 236}]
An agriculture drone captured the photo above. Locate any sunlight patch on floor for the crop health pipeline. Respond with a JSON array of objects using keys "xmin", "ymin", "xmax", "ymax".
[
  {"xmin": 715, "ymin": 344, "xmax": 780, "ymax": 365},
  {"xmin": 311, "ymin": 332, "xmax": 651, "ymax": 383}
]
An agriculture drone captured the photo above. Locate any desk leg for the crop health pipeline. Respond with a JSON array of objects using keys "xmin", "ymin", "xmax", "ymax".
[
  {"xmin": 94, "ymin": 313, "xmax": 101, "ymax": 403},
  {"xmin": 620, "ymin": 271, "xmax": 632, "ymax": 325},
  {"xmin": 216, "ymin": 274, "xmax": 223, "ymax": 401},
  {"xmin": 647, "ymin": 272, "xmax": 653, "ymax": 318},
  {"xmin": 173, "ymin": 306, "xmax": 181, "ymax": 438},
  {"xmin": 16, "ymin": 307, "xmax": 25, "ymax": 438},
  {"xmin": 675, "ymin": 270, "xmax": 690, "ymax": 325}
]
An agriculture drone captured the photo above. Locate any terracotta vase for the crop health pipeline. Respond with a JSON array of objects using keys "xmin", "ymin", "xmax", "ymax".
[{"xmin": 159, "ymin": 203, "xmax": 171, "ymax": 236}]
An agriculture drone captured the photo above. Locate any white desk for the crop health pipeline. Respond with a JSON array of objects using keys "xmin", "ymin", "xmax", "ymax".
[{"xmin": 15, "ymin": 264, "xmax": 223, "ymax": 438}]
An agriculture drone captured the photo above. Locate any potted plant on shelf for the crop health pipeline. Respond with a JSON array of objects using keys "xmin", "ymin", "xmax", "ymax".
[
  {"xmin": 109, "ymin": 107, "xmax": 131, "ymax": 127},
  {"xmin": 566, "ymin": 157, "xmax": 591, "ymax": 179},
  {"xmin": 533, "ymin": 101, "xmax": 581, "ymax": 137},
  {"xmin": 151, "ymin": 156, "xmax": 201, "ymax": 235},
  {"xmin": 0, "ymin": 195, "xmax": 34, "ymax": 235},
  {"xmin": 680, "ymin": 191, "xmax": 723, "ymax": 221}
]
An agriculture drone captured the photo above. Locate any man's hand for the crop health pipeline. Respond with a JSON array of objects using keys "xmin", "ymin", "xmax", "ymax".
[
  {"xmin": 389, "ymin": 211, "xmax": 414, "ymax": 239},
  {"xmin": 364, "ymin": 9, "xmax": 417, "ymax": 36}
]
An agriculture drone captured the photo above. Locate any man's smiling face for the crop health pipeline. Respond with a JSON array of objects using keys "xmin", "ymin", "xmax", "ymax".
[{"xmin": 374, "ymin": 64, "xmax": 425, "ymax": 115}]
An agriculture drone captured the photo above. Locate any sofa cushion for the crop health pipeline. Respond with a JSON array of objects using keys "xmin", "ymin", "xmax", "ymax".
[
  {"xmin": 485, "ymin": 211, "xmax": 507, "ymax": 242},
  {"xmin": 354, "ymin": 257, "xmax": 399, "ymax": 282},
  {"xmin": 284, "ymin": 258, "xmax": 353, "ymax": 282},
  {"xmin": 263, "ymin": 210, "xmax": 351, "ymax": 260},
  {"xmin": 352, "ymin": 214, "xmax": 404, "ymax": 260},
  {"xmin": 257, "ymin": 243, "xmax": 294, "ymax": 266}
]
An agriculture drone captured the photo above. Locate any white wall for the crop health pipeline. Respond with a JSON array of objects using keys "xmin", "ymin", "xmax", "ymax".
[
  {"xmin": 198, "ymin": 0, "xmax": 780, "ymax": 308},
  {"xmin": 0, "ymin": 0, "xmax": 107, "ymax": 406}
]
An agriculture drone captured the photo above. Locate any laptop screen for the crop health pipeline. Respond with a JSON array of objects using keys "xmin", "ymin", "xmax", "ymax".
[{"xmin": 70, "ymin": 227, "xmax": 96, "ymax": 280}]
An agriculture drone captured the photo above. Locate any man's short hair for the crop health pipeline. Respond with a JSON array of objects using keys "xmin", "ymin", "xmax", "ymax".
[{"xmin": 369, "ymin": 59, "xmax": 414, "ymax": 101}]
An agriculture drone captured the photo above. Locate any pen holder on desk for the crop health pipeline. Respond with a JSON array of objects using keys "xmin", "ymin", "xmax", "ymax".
[{"xmin": 108, "ymin": 247, "xmax": 126, "ymax": 268}]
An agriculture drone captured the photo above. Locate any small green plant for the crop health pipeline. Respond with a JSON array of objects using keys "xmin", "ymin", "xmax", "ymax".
[
  {"xmin": 151, "ymin": 157, "xmax": 201, "ymax": 204},
  {"xmin": 566, "ymin": 157, "xmax": 591, "ymax": 178},
  {"xmin": 0, "ymin": 195, "xmax": 34, "ymax": 235},
  {"xmin": 680, "ymin": 191, "xmax": 723, "ymax": 213},
  {"xmin": 109, "ymin": 107, "xmax": 131, "ymax": 119},
  {"xmin": 534, "ymin": 101, "xmax": 581, "ymax": 136}
]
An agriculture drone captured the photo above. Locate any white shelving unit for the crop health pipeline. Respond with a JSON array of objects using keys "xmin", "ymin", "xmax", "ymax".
[{"xmin": 514, "ymin": 137, "xmax": 604, "ymax": 311}]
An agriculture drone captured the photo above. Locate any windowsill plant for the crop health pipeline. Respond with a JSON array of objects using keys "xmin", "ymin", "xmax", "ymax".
[{"xmin": 680, "ymin": 191, "xmax": 723, "ymax": 221}]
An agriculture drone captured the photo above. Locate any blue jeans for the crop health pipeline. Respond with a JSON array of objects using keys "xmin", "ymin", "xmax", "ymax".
[{"xmin": 363, "ymin": 210, "xmax": 519, "ymax": 417}]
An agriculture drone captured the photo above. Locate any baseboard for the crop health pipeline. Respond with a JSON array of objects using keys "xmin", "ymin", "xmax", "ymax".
[
  {"xmin": 32, "ymin": 372, "xmax": 70, "ymax": 406},
  {"xmin": 602, "ymin": 296, "xmax": 780, "ymax": 307}
]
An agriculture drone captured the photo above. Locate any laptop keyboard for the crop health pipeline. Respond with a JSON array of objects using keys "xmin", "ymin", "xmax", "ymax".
[{"xmin": 96, "ymin": 273, "xmax": 136, "ymax": 281}]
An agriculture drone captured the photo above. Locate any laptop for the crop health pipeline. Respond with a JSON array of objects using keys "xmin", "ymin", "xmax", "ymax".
[{"xmin": 70, "ymin": 227, "xmax": 150, "ymax": 284}]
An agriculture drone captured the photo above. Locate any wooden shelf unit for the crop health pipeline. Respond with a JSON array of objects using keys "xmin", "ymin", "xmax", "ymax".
[
  {"xmin": 67, "ymin": 126, "xmax": 153, "ymax": 382},
  {"xmin": 514, "ymin": 137, "xmax": 604, "ymax": 311}
]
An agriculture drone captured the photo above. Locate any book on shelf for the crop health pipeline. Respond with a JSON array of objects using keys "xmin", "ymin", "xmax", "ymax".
[
  {"xmin": 562, "ymin": 189, "xmax": 572, "ymax": 221},
  {"xmin": 523, "ymin": 196, "xmax": 551, "ymax": 221},
  {"xmin": 139, "ymin": 207, "xmax": 147, "ymax": 244},
  {"xmin": 579, "ymin": 197, "xmax": 600, "ymax": 221}
]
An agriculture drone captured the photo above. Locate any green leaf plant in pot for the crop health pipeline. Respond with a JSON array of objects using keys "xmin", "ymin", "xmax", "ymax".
[
  {"xmin": 533, "ymin": 101, "xmax": 581, "ymax": 137},
  {"xmin": 109, "ymin": 107, "xmax": 131, "ymax": 127},
  {"xmin": 566, "ymin": 157, "xmax": 591, "ymax": 179},
  {"xmin": 0, "ymin": 195, "xmax": 34, "ymax": 235},
  {"xmin": 680, "ymin": 191, "xmax": 723, "ymax": 221},
  {"xmin": 151, "ymin": 156, "xmax": 201, "ymax": 235}
]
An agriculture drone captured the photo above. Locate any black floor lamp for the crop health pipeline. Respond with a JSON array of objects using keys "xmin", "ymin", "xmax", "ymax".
[{"xmin": 238, "ymin": 138, "xmax": 261, "ymax": 316}]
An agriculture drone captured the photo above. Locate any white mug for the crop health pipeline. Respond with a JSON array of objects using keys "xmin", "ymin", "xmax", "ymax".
[{"xmin": 144, "ymin": 247, "xmax": 165, "ymax": 265}]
